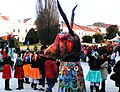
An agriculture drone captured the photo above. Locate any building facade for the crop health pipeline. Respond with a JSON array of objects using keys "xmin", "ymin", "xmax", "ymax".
[{"xmin": 0, "ymin": 15, "xmax": 36, "ymax": 42}]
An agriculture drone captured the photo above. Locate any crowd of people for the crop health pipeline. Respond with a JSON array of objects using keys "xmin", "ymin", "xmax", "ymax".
[
  {"xmin": 1, "ymin": 45, "xmax": 58, "ymax": 92},
  {"xmin": 81, "ymin": 44, "xmax": 120, "ymax": 92},
  {"xmin": 1, "ymin": 43, "xmax": 120, "ymax": 92}
]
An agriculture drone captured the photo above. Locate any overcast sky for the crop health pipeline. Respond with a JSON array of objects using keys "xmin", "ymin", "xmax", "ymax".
[
  {"xmin": 0, "ymin": 0, "xmax": 36, "ymax": 20},
  {"xmin": 0, "ymin": 0, "xmax": 120, "ymax": 25},
  {"xmin": 59, "ymin": 0, "xmax": 120, "ymax": 25}
]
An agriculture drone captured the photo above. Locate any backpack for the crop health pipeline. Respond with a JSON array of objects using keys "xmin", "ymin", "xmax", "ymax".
[{"xmin": 16, "ymin": 58, "xmax": 23, "ymax": 66}]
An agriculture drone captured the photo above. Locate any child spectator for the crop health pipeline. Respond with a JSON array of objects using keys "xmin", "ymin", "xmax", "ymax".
[
  {"xmin": 2, "ymin": 53, "xmax": 14, "ymax": 91},
  {"xmin": 86, "ymin": 50, "xmax": 103, "ymax": 92},
  {"xmin": 14, "ymin": 51, "xmax": 24, "ymax": 90},
  {"xmin": 45, "ymin": 57, "xmax": 58, "ymax": 92},
  {"xmin": 30, "ymin": 51, "xmax": 41, "ymax": 90}
]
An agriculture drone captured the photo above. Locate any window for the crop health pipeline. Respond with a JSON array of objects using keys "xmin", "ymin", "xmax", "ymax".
[
  {"xmin": 18, "ymin": 29, "xmax": 20, "ymax": 33},
  {"xmin": 13, "ymin": 29, "xmax": 15, "ymax": 32}
]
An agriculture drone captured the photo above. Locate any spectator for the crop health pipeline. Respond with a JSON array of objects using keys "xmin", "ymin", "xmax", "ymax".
[
  {"xmin": 86, "ymin": 50, "xmax": 103, "ymax": 92},
  {"xmin": 2, "ymin": 53, "xmax": 14, "ymax": 91},
  {"xmin": 45, "ymin": 57, "xmax": 58, "ymax": 92},
  {"xmin": 23, "ymin": 51, "xmax": 31, "ymax": 84},
  {"xmin": 30, "ymin": 51, "xmax": 41, "ymax": 90},
  {"xmin": 110, "ymin": 60, "xmax": 120, "ymax": 92},
  {"xmin": 99, "ymin": 54, "xmax": 108, "ymax": 92},
  {"xmin": 14, "ymin": 51, "xmax": 24, "ymax": 90},
  {"xmin": 110, "ymin": 51, "xmax": 116, "ymax": 66}
]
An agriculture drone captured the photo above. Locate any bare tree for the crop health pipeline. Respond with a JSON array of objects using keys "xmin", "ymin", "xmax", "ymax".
[{"xmin": 36, "ymin": 0, "xmax": 60, "ymax": 46}]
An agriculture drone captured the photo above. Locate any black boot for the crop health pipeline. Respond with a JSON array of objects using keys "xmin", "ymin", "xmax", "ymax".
[
  {"xmin": 16, "ymin": 79, "xmax": 21, "ymax": 90},
  {"xmin": 5, "ymin": 79, "xmax": 12, "ymax": 91},
  {"xmin": 95, "ymin": 86, "xmax": 99, "ymax": 92},
  {"xmin": 39, "ymin": 87, "xmax": 45, "ymax": 91},
  {"xmin": 38, "ymin": 79, "xmax": 42, "ymax": 85},
  {"xmin": 99, "ymin": 80, "xmax": 105, "ymax": 92},
  {"xmin": 34, "ymin": 84, "xmax": 38, "ymax": 90},
  {"xmin": 21, "ymin": 79, "xmax": 24, "ymax": 89},
  {"xmin": 4, "ymin": 79, "xmax": 7, "ymax": 90},
  {"xmin": 31, "ymin": 82, "xmax": 34, "ymax": 88},
  {"xmin": 25, "ymin": 78, "xmax": 30, "ymax": 84},
  {"xmin": 90, "ymin": 86, "xmax": 93, "ymax": 92}
]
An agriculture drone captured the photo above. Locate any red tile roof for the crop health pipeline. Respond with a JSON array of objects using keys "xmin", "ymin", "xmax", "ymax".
[
  {"xmin": 62, "ymin": 23, "xmax": 101, "ymax": 32},
  {"xmin": 79, "ymin": 25, "xmax": 94, "ymax": 32},
  {"xmin": 1, "ymin": 16, "xmax": 10, "ymax": 20},
  {"xmin": 93, "ymin": 27, "xmax": 101, "ymax": 32}
]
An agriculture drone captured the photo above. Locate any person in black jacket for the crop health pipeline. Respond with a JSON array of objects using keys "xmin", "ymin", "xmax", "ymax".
[
  {"xmin": 110, "ymin": 60, "xmax": 120, "ymax": 92},
  {"xmin": 86, "ymin": 50, "xmax": 103, "ymax": 92},
  {"xmin": 2, "ymin": 53, "xmax": 14, "ymax": 91}
]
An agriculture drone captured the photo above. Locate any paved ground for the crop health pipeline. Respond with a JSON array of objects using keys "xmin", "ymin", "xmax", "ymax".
[{"xmin": 0, "ymin": 54, "xmax": 120, "ymax": 92}]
